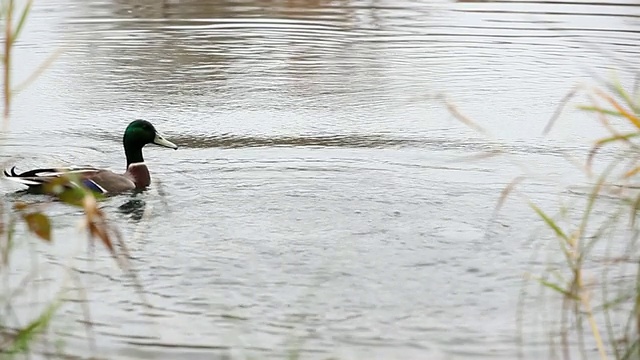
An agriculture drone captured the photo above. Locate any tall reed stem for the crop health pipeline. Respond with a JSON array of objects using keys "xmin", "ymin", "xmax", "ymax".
[{"xmin": 3, "ymin": 0, "xmax": 13, "ymax": 129}]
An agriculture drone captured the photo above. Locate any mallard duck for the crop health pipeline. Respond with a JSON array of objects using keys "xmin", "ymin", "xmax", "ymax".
[{"xmin": 4, "ymin": 119, "xmax": 178, "ymax": 195}]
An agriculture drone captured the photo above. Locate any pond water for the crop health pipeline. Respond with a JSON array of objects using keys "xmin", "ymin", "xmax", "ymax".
[{"xmin": 3, "ymin": 0, "xmax": 640, "ymax": 359}]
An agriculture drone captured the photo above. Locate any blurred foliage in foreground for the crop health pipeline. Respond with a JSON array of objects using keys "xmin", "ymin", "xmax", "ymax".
[
  {"xmin": 0, "ymin": 0, "xmax": 130, "ymax": 357},
  {"xmin": 530, "ymin": 80, "xmax": 640, "ymax": 360},
  {"xmin": 448, "ymin": 76, "xmax": 640, "ymax": 360}
]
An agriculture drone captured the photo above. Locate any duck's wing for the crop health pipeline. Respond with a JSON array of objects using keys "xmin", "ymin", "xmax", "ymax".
[
  {"xmin": 84, "ymin": 170, "xmax": 136, "ymax": 194},
  {"xmin": 4, "ymin": 166, "xmax": 139, "ymax": 195},
  {"xmin": 3, "ymin": 166, "xmax": 103, "ymax": 189}
]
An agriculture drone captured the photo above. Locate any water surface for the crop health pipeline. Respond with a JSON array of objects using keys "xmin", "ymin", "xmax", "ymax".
[{"xmin": 3, "ymin": 0, "xmax": 640, "ymax": 359}]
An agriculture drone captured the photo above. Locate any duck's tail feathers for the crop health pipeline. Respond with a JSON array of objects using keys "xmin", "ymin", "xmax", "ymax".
[{"xmin": 3, "ymin": 166, "xmax": 101, "ymax": 188}]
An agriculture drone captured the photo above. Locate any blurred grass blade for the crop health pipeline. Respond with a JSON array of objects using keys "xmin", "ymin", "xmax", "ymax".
[
  {"xmin": 57, "ymin": 187, "xmax": 88, "ymax": 207},
  {"xmin": 88, "ymin": 220, "xmax": 114, "ymax": 253},
  {"xmin": 3, "ymin": 217, "xmax": 16, "ymax": 266},
  {"xmin": 529, "ymin": 201, "xmax": 575, "ymax": 266},
  {"xmin": 6, "ymin": 301, "xmax": 60, "ymax": 354},
  {"xmin": 448, "ymin": 149, "xmax": 503, "ymax": 163},
  {"xmin": 13, "ymin": 47, "xmax": 63, "ymax": 95},
  {"xmin": 0, "ymin": 2, "xmax": 8, "ymax": 19},
  {"xmin": 82, "ymin": 195, "xmax": 115, "ymax": 254},
  {"xmin": 633, "ymin": 195, "xmax": 640, "ymax": 227},
  {"xmin": 595, "ymin": 132, "xmax": 640, "ymax": 146},
  {"xmin": 607, "ymin": 78, "xmax": 639, "ymax": 115},
  {"xmin": 529, "ymin": 202, "xmax": 569, "ymax": 242},
  {"xmin": 599, "ymin": 293, "xmax": 633, "ymax": 311},
  {"xmin": 41, "ymin": 175, "xmax": 105, "ymax": 206},
  {"xmin": 621, "ymin": 340, "xmax": 639, "ymax": 360},
  {"xmin": 596, "ymin": 89, "xmax": 640, "ymax": 129},
  {"xmin": 444, "ymin": 98, "xmax": 488, "ymax": 134},
  {"xmin": 543, "ymin": 86, "xmax": 578, "ymax": 135},
  {"xmin": 579, "ymin": 106, "xmax": 623, "ymax": 117},
  {"xmin": 11, "ymin": 0, "xmax": 32, "ymax": 44},
  {"xmin": 624, "ymin": 166, "xmax": 640, "ymax": 179},
  {"xmin": 587, "ymin": 132, "xmax": 639, "ymax": 174},
  {"xmin": 22, "ymin": 212, "xmax": 51, "ymax": 242},
  {"xmin": 496, "ymin": 176, "xmax": 525, "ymax": 214},
  {"xmin": 536, "ymin": 277, "xmax": 579, "ymax": 301}
]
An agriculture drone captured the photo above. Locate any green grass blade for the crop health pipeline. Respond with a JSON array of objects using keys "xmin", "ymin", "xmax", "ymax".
[
  {"xmin": 6, "ymin": 300, "xmax": 60, "ymax": 354},
  {"xmin": 3, "ymin": 216, "xmax": 16, "ymax": 266},
  {"xmin": 595, "ymin": 132, "xmax": 640, "ymax": 146},
  {"xmin": 536, "ymin": 278, "xmax": 579, "ymax": 301},
  {"xmin": 528, "ymin": 202, "xmax": 575, "ymax": 267},
  {"xmin": 529, "ymin": 202, "xmax": 569, "ymax": 242},
  {"xmin": 11, "ymin": 0, "xmax": 32, "ymax": 44},
  {"xmin": 579, "ymin": 105, "xmax": 624, "ymax": 117},
  {"xmin": 608, "ymin": 78, "xmax": 639, "ymax": 115},
  {"xmin": 0, "ymin": 2, "xmax": 8, "ymax": 21},
  {"xmin": 621, "ymin": 339, "xmax": 639, "ymax": 360}
]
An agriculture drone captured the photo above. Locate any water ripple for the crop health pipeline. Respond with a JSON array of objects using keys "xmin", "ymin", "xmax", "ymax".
[{"xmin": 9, "ymin": 1, "xmax": 640, "ymax": 359}]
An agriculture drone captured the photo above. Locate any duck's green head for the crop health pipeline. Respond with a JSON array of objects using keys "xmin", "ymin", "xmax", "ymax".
[
  {"xmin": 123, "ymin": 120, "xmax": 177, "ymax": 166},
  {"xmin": 123, "ymin": 119, "xmax": 178, "ymax": 150}
]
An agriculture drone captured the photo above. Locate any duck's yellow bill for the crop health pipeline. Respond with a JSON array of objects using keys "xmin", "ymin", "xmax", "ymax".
[{"xmin": 153, "ymin": 132, "xmax": 178, "ymax": 150}]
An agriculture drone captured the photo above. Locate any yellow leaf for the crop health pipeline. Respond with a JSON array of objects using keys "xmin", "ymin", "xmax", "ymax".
[
  {"xmin": 23, "ymin": 212, "xmax": 51, "ymax": 242},
  {"xmin": 13, "ymin": 201, "xmax": 28, "ymax": 211}
]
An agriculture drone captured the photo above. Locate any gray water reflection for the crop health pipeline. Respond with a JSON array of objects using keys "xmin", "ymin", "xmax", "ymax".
[{"xmin": 4, "ymin": 0, "xmax": 640, "ymax": 359}]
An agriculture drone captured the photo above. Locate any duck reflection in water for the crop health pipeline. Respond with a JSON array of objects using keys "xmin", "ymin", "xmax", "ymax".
[{"xmin": 118, "ymin": 198, "xmax": 146, "ymax": 221}]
